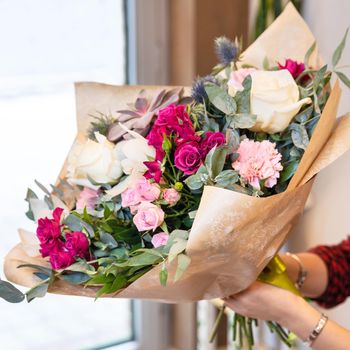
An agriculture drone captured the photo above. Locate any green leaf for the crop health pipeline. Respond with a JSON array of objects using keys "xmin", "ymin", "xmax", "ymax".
[
  {"xmin": 332, "ymin": 28, "xmax": 349, "ymax": 67},
  {"xmin": 313, "ymin": 65, "xmax": 328, "ymax": 90},
  {"xmin": 205, "ymin": 85, "xmax": 237, "ymax": 115},
  {"xmin": 304, "ymin": 41, "xmax": 316, "ymax": 67},
  {"xmin": 17, "ymin": 264, "xmax": 53, "ymax": 276},
  {"xmin": 214, "ymin": 170, "xmax": 239, "ymax": 188},
  {"xmin": 159, "ymin": 264, "xmax": 168, "ymax": 286},
  {"xmin": 294, "ymin": 105, "xmax": 313, "ymax": 124},
  {"xmin": 64, "ymin": 214, "xmax": 83, "ymax": 231},
  {"xmin": 26, "ymin": 282, "xmax": 49, "ymax": 302},
  {"xmin": 205, "ymin": 146, "xmax": 228, "ymax": 179},
  {"xmin": 119, "ymin": 252, "xmax": 162, "ymax": 267},
  {"xmin": 184, "ymin": 174, "xmax": 206, "ymax": 191},
  {"xmin": 262, "ymin": 56, "xmax": 270, "ymax": 70},
  {"xmin": 235, "ymin": 76, "xmax": 252, "ymax": 113},
  {"xmin": 34, "ymin": 180, "xmax": 51, "ymax": 196},
  {"xmin": 290, "ymin": 124, "xmax": 309, "ymax": 150},
  {"xmin": 174, "ymin": 254, "xmax": 191, "ymax": 282},
  {"xmin": 168, "ymin": 238, "xmax": 187, "ymax": 263},
  {"xmin": 336, "ymin": 71, "xmax": 350, "ymax": 89},
  {"xmin": 60, "ymin": 272, "xmax": 91, "ymax": 284},
  {"xmin": 100, "ymin": 231, "xmax": 118, "ymax": 249},
  {"xmin": 162, "ymin": 133, "xmax": 172, "ymax": 153},
  {"xmin": 229, "ymin": 113, "xmax": 257, "ymax": 129},
  {"xmin": 280, "ymin": 161, "xmax": 300, "ymax": 183},
  {"xmin": 0, "ymin": 279, "xmax": 25, "ymax": 303}
]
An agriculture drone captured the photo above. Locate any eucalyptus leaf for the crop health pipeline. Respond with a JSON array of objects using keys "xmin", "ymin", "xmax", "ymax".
[
  {"xmin": 34, "ymin": 180, "xmax": 51, "ymax": 196},
  {"xmin": 18, "ymin": 264, "xmax": 53, "ymax": 276},
  {"xmin": 205, "ymin": 146, "xmax": 227, "ymax": 179},
  {"xmin": 100, "ymin": 231, "xmax": 118, "ymax": 249},
  {"xmin": 290, "ymin": 124, "xmax": 309, "ymax": 150},
  {"xmin": 230, "ymin": 114, "xmax": 257, "ymax": 129},
  {"xmin": 332, "ymin": 28, "xmax": 349, "ymax": 67},
  {"xmin": 174, "ymin": 254, "xmax": 191, "ymax": 282},
  {"xmin": 64, "ymin": 214, "xmax": 83, "ymax": 231},
  {"xmin": 214, "ymin": 170, "xmax": 239, "ymax": 188},
  {"xmin": 26, "ymin": 282, "xmax": 49, "ymax": 302},
  {"xmin": 184, "ymin": 174, "xmax": 205, "ymax": 191},
  {"xmin": 205, "ymin": 85, "xmax": 237, "ymax": 115},
  {"xmin": 235, "ymin": 76, "xmax": 251, "ymax": 113},
  {"xmin": 0, "ymin": 279, "xmax": 25, "ymax": 303},
  {"xmin": 60, "ymin": 272, "xmax": 91, "ymax": 284},
  {"xmin": 294, "ymin": 106, "xmax": 313, "ymax": 124}
]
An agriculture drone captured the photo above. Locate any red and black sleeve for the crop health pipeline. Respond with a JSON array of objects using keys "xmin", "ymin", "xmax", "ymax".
[{"xmin": 308, "ymin": 236, "xmax": 350, "ymax": 308}]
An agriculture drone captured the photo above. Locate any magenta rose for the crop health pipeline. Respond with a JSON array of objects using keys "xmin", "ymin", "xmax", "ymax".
[
  {"xmin": 201, "ymin": 131, "xmax": 226, "ymax": 155},
  {"xmin": 278, "ymin": 59, "xmax": 305, "ymax": 80},
  {"xmin": 144, "ymin": 160, "xmax": 163, "ymax": 183},
  {"xmin": 65, "ymin": 231, "xmax": 90, "ymax": 258},
  {"xmin": 36, "ymin": 207, "xmax": 64, "ymax": 258},
  {"xmin": 49, "ymin": 249, "xmax": 75, "ymax": 270},
  {"xmin": 174, "ymin": 141, "xmax": 202, "ymax": 175}
]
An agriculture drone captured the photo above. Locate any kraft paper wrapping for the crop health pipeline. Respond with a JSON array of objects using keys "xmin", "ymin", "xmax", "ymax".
[{"xmin": 4, "ymin": 4, "xmax": 350, "ymax": 302}]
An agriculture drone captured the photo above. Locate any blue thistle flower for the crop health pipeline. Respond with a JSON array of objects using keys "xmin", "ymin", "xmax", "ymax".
[
  {"xmin": 215, "ymin": 36, "xmax": 237, "ymax": 66},
  {"xmin": 191, "ymin": 75, "xmax": 217, "ymax": 103}
]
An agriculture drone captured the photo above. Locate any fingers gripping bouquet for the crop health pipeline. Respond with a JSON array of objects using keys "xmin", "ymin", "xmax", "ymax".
[{"xmin": 3, "ymin": 4, "xmax": 350, "ymax": 348}]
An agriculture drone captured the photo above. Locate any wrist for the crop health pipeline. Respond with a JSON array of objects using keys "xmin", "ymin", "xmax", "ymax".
[{"xmin": 280, "ymin": 297, "xmax": 322, "ymax": 340}]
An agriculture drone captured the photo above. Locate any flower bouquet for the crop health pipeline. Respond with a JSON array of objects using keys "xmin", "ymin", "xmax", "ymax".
[{"xmin": 3, "ymin": 3, "xmax": 350, "ymax": 348}]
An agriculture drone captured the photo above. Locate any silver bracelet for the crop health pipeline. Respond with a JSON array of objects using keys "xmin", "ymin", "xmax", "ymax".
[
  {"xmin": 286, "ymin": 252, "xmax": 308, "ymax": 289},
  {"xmin": 304, "ymin": 313, "xmax": 328, "ymax": 347}
]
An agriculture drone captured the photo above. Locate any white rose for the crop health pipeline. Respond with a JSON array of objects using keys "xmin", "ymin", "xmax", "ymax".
[
  {"xmin": 117, "ymin": 137, "xmax": 156, "ymax": 175},
  {"xmin": 67, "ymin": 132, "xmax": 123, "ymax": 188},
  {"xmin": 249, "ymin": 70, "xmax": 312, "ymax": 134}
]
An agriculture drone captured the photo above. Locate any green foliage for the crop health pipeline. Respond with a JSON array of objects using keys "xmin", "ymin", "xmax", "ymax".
[
  {"xmin": 0, "ymin": 279, "xmax": 25, "ymax": 303},
  {"xmin": 332, "ymin": 28, "xmax": 349, "ymax": 67},
  {"xmin": 205, "ymin": 85, "xmax": 237, "ymax": 115}
]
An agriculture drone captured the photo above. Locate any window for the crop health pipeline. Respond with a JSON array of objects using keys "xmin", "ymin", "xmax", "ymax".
[{"xmin": 0, "ymin": 1, "xmax": 133, "ymax": 349}]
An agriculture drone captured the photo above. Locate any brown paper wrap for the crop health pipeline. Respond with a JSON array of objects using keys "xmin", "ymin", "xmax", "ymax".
[{"xmin": 4, "ymin": 4, "xmax": 350, "ymax": 302}]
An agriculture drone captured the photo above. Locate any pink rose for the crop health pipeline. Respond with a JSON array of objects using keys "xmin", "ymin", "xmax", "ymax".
[
  {"xmin": 134, "ymin": 177, "xmax": 161, "ymax": 202},
  {"xmin": 49, "ymin": 249, "xmax": 75, "ymax": 270},
  {"xmin": 201, "ymin": 131, "xmax": 226, "ymax": 155},
  {"xmin": 163, "ymin": 188, "xmax": 181, "ymax": 205},
  {"xmin": 121, "ymin": 188, "xmax": 140, "ymax": 207},
  {"xmin": 228, "ymin": 68, "xmax": 256, "ymax": 95},
  {"xmin": 174, "ymin": 142, "xmax": 202, "ymax": 175},
  {"xmin": 76, "ymin": 187, "xmax": 99, "ymax": 210},
  {"xmin": 65, "ymin": 231, "xmax": 90, "ymax": 258},
  {"xmin": 133, "ymin": 202, "xmax": 165, "ymax": 232},
  {"xmin": 232, "ymin": 139, "xmax": 283, "ymax": 190},
  {"xmin": 151, "ymin": 232, "xmax": 169, "ymax": 248},
  {"xmin": 278, "ymin": 59, "xmax": 305, "ymax": 80}
]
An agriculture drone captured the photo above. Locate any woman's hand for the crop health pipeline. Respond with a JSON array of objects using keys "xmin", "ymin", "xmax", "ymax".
[
  {"xmin": 224, "ymin": 281, "xmax": 311, "ymax": 326},
  {"xmin": 224, "ymin": 281, "xmax": 350, "ymax": 350}
]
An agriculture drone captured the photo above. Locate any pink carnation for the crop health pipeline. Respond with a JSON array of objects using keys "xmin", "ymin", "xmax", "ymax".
[
  {"xmin": 163, "ymin": 188, "xmax": 181, "ymax": 205},
  {"xmin": 65, "ymin": 231, "xmax": 90, "ymax": 259},
  {"xmin": 133, "ymin": 202, "xmax": 165, "ymax": 232},
  {"xmin": 232, "ymin": 139, "xmax": 283, "ymax": 190},
  {"xmin": 76, "ymin": 187, "xmax": 99, "ymax": 210},
  {"xmin": 151, "ymin": 232, "xmax": 169, "ymax": 248}
]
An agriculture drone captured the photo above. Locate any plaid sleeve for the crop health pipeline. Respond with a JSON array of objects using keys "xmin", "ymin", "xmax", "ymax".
[{"xmin": 308, "ymin": 237, "xmax": 350, "ymax": 308}]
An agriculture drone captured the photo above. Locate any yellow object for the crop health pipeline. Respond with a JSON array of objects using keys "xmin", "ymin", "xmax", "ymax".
[{"xmin": 258, "ymin": 255, "xmax": 301, "ymax": 296}]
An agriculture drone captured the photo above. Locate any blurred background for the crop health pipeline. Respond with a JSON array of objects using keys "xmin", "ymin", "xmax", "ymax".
[{"xmin": 0, "ymin": 0, "xmax": 349, "ymax": 349}]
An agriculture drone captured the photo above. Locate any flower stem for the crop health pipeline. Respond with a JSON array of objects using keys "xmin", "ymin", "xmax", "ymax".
[{"xmin": 209, "ymin": 305, "xmax": 226, "ymax": 343}]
